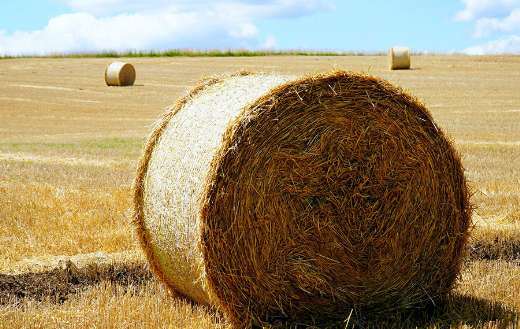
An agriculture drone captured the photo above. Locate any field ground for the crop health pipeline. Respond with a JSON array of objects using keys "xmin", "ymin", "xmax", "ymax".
[{"xmin": 0, "ymin": 55, "xmax": 519, "ymax": 328}]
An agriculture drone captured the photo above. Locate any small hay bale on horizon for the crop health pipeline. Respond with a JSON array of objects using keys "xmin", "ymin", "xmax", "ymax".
[
  {"xmin": 133, "ymin": 70, "xmax": 471, "ymax": 327},
  {"xmin": 105, "ymin": 61, "xmax": 136, "ymax": 86},
  {"xmin": 389, "ymin": 47, "xmax": 411, "ymax": 70}
]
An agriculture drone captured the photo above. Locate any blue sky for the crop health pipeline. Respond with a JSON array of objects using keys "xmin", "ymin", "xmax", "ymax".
[{"xmin": 1, "ymin": 0, "xmax": 519, "ymax": 55}]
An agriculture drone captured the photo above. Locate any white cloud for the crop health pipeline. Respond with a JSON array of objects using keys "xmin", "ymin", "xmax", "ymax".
[
  {"xmin": 228, "ymin": 23, "xmax": 259, "ymax": 39},
  {"xmin": 0, "ymin": 0, "xmax": 332, "ymax": 55},
  {"xmin": 58, "ymin": 0, "xmax": 333, "ymax": 17},
  {"xmin": 474, "ymin": 8, "xmax": 520, "ymax": 37},
  {"xmin": 464, "ymin": 34, "xmax": 520, "ymax": 54},
  {"xmin": 59, "ymin": 0, "xmax": 175, "ymax": 15},
  {"xmin": 261, "ymin": 36, "xmax": 277, "ymax": 49},
  {"xmin": 457, "ymin": 0, "xmax": 520, "ymax": 53},
  {"xmin": 456, "ymin": 0, "xmax": 520, "ymax": 21}
]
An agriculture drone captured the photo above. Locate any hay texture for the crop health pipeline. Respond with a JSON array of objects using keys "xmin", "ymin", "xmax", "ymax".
[
  {"xmin": 389, "ymin": 47, "xmax": 411, "ymax": 70},
  {"xmin": 134, "ymin": 71, "xmax": 471, "ymax": 327},
  {"xmin": 105, "ymin": 61, "xmax": 136, "ymax": 86}
]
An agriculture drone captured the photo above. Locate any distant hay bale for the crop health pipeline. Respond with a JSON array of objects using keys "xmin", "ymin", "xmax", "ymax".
[
  {"xmin": 389, "ymin": 47, "xmax": 411, "ymax": 70},
  {"xmin": 105, "ymin": 61, "xmax": 136, "ymax": 86},
  {"xmin": 133, "ymin": 71, "xmax": 471, "ymax": 327}
]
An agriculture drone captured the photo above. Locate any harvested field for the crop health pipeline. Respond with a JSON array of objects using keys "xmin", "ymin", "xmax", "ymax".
[
  {"xmin": 0, "ymin": 252, "xmax": 150, "ymax": 305},
  {"xmin": 0, "ymin": 55, "xmax": 519, "ymax": 328}
]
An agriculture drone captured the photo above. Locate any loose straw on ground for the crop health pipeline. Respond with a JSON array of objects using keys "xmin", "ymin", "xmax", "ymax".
[
  {"xmin": 133, "ymin": 70, "xmax": 471, "ymax": 327},
  {"xmin": 105, "ymin": 62, "xmax": 136, "ymax": 86}
]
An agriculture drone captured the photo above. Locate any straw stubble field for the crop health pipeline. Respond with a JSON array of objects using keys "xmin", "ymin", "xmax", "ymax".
[{"xmin": 0, "ymin": 55, "xmax": 519, "ymax": 328}]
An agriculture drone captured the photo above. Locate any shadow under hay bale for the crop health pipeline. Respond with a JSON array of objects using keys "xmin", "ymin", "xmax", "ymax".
[
  {"xmin": 469, "ymin": 238, "xmax": 520, "ymax": 261},
  {"xmin": 134, "ymin": 70, "xmax": 472, "ymax": 327},
  {"xmin": 349, "ymin": 294, "xmax": 517, "ymax": 329},
  {"xmin": 0, "ymin": 258, "xmax": 152, "ymax": 305},
  {"xmin": 267, "ymin": 294, "xmax": 518, "ymax": 328}
]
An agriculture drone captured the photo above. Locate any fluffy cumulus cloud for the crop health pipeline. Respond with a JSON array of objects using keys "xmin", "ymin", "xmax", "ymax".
[
  {"xmin": 59, "ymin": 0, "xmax": 332, "ymax": 17},
  {"xmin": 456, "ymin": 0, "xmax": 520, "ymax": 21},
  {"xmin": 473, "ymin": 9, "xmax": 520, "ymax": 37},
  {"xmin": 0, "ymin": 0, "xmax": 332, "ymax": 56},
  {"xmin": 464, "ymin": 34, "xmax": 520, "ymax": 54},
  {"xmin": 457, "ymin": 0, "xmax": 520, "ymax": 53}
]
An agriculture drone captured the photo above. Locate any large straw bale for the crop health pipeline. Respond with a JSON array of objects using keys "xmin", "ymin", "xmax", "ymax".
[
  {"xmin": 134, "ymin": 71, "xmax": 471, "ymax": 327},
  {"xmin": 389, "ymin": 47, "xmax": 411, "ymax": 70},
  {"xmin": 105, "ymin": 61, "xmax": 136, "ymax": 86}
]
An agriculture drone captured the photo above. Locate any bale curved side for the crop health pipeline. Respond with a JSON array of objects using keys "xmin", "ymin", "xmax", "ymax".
[
  {"xmin": 133, "ymin": 71, "xmax": 261, "ymax": 304},
  {"xmin": 389, "ymin": 47, "xmax": 411, "ymax": 70},
  {"xmin": 133, "ymin": 76, "xmax": 225, "ymax": 303}
]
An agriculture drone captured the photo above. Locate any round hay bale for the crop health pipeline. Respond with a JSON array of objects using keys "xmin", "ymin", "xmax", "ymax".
[
  {"xmin": 105, "ymin": 61, "xmax": 136, "ymax": 86},
  {"xmin": 134, "ymin": 71, "xmax": 471, "ymax": 327},
  {"xmin": 389, "ymin": 47, "xmax": 411, "ymax": 70}
]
